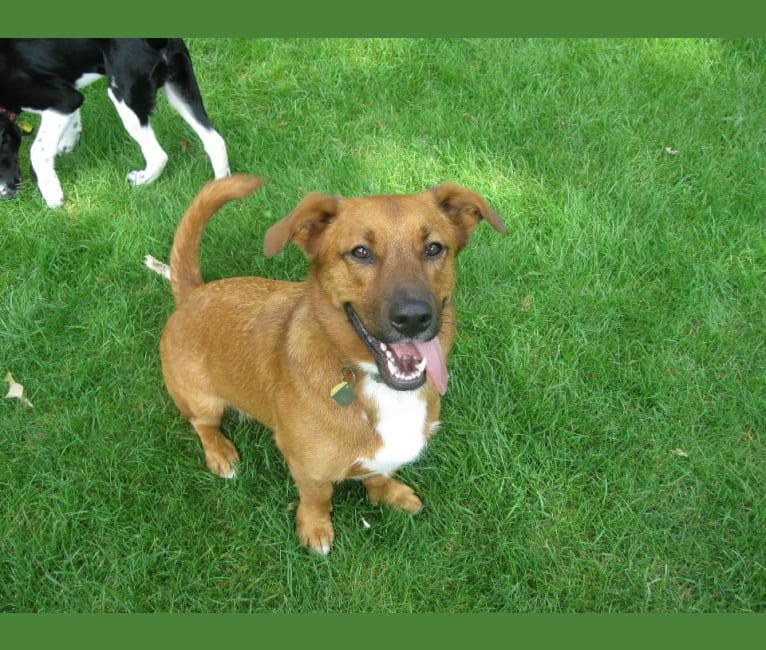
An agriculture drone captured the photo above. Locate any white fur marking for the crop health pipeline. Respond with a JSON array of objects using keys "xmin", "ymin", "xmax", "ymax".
[
  {"xmin": 75, "ymin": 73, "xmax": 103, "ymax": 89},
  {"xmin": 357, "ymin": 363, "xmax": 428, "ymax": 476},
  {"xmin": 57, "ymin": 109, "xmax": 82, "ymax": 154},
  {"xmin": 107, "ymin": 88, "xmax": 168, "ymax": 185}
]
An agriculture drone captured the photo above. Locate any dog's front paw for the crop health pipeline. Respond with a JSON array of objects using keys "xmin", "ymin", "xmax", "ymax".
[
  {"xmin": 127, "ymin": 154, "xmax": 167, "ymax": 186},
  {"xmin": 40, "ymin": 184, "xmax": 65, "ymax": 208},
  {"xmin": 365, "ymin": 477, "xmax": 423, "ymax": 514},
  {"xmin": 127, "ymin": 170, "xmax": 156, "ymax": 186},
  {"xmin": 203, "ymin": 442, "xmax": 240, "ymax": 479},
  {"xmin": 297, "ymin": 516, "xmax": 335, "ymax": 555},
  {"xmin": 386, "ymin": 483, "xmax": 423, "ymax": 514}
]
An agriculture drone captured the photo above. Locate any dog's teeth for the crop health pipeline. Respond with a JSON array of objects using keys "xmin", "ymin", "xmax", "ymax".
[
  {"xmin": 384, "ymin": 355, "xmax": 428, "ymax": 384},
  {"xmin": 379, "ymin": 342, "xmax": 388, "ymax": 352}
]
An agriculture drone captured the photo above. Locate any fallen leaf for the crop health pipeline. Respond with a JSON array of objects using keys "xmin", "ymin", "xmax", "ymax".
[
  {"xmin": 5, "ymin": 372, "xmax": 33, "ymax": 408},
  {"xmin": 671, "ymin": 448, "xmax": 689, "ymax": 459},
  {"xmin": 144, "ymin": 255, "xmax": 170, "ymax": 281},
  {"xmin": 361, "ymin": 516, "xmax": 371, "ymax": 530},
  {"xmin": 665, "ymin": 146, "xmax": 679, "ymax": 155},
  {"xmin": 517, "ymin": 295, "xmax": 534, "ymax": 312}
]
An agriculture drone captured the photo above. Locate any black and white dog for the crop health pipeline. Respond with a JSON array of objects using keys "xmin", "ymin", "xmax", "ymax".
[{"xmin": 0, "ymin": 38, "xmax": 229, "ymax": 207}]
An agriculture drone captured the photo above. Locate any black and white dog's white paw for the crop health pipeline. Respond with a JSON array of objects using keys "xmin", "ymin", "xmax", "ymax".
[{"xmin": 39, "ymin": 179, "xmax": 65, "ymax": 209}]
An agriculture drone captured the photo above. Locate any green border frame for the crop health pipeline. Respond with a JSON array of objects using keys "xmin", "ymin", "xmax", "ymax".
[
  {"xmin": 1, "ymin": 5, "xmax": 764, "ymax": 642},
  {"xmin": 1, "ymin": 1, "xmax": 763, "ymax": 36},
  {"xmin": 4, "ymin": 613, "xmax": 766, "ymax": 645}
]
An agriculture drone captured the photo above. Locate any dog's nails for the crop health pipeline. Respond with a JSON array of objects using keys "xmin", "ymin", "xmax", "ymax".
[{"xmin": 317, "ymin": 542, "xmax": 331, "ymax": 555}]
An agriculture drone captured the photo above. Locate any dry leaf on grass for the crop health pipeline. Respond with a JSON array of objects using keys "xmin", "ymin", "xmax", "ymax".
[
  {"xmin": 665, "ymin": 146, "xmax": 680, "ymax": 155},
  {"xmin": 671, "ymin": 448, "xmax": 689, "ymax": 459},
  {"xmin": 4, "ymin": 372, "xmax": 33, "ymax": 408},
  {"xmin": 517, "ymin": 295, "xmax": 534, "ymax": 312}
]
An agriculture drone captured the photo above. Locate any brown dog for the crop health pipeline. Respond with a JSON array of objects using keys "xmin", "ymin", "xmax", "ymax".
[{"xmin": 160, "ymin": 174, "xmax": 505, "ymax": 553}]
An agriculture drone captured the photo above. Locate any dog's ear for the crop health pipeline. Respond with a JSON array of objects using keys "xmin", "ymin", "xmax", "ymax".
[
  {"xmin": 430, "ymin": 183, "xmax": 506, "ymax": 249},
  {"xmin": 263, "ymin": 192, "xmax": 340, "ymax": 259}
]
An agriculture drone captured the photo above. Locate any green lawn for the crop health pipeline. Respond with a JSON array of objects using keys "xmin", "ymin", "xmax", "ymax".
[{"xmin": 1, "ymin": 38, "xmax": 764, "ymax": 612}]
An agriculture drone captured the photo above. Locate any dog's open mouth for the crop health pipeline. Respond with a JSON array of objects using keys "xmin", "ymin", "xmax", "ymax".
[{"xmin": 344, "ymin": 304, "xmax": 448, "ymax": 394}]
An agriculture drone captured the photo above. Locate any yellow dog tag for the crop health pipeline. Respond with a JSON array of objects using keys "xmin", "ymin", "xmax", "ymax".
[
  {"xmin": 330, "ymin": 367, "xmax": 357, "ymax": 406},
  {"xmin": 330, "ymin": 381, "xmax": 356, "ymax": 406}
]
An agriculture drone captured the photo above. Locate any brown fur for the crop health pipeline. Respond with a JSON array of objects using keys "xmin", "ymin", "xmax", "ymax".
[{"xmin": 160, "ymin": 174, "xmax": 505, "ymax": 553}]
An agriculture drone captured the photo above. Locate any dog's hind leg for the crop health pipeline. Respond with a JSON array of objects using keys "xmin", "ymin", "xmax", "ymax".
[
  {"xmin": 174, "ymin": 392, "xmax": 239, "ymax": 479},
  {"xmin": 163, "ymin": 44, "xmax": 229, "ymax": 179},
  {"xmin": 191, "ymin": 418, "xmax": 240, "ymax": 480},
  {"xmin": 164, "ymin": 83, "xmax": 229, "ymax": 179},
  {"xmin": 107, "ymin": 86, "xmax": 168, "ymax": 186}
]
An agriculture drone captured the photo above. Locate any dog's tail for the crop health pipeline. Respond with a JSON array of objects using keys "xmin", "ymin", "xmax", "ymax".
[{"xmin": 170, "ymin": 174, "xmax": 265, "ymax": 305}]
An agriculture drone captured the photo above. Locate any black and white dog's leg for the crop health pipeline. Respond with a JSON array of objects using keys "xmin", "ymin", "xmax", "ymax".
[
  {"xmin": 107, "ymin": 86, "xmax": 168, "ymax": 186},
  {"xmin": 164, "ymin": 84, "xmax": 229, "ymax": 179},
  {"xmin": 29, "ymin": 109, "xmax": 75, "ymax": 207},
  {"xmin": 57, "ymin": 73, "xmax": 103, "ymax": 155},
  {"xmin": 57, "ymin": 108, "xmax": 82, "ymax": 154},
  {"xmin": 162, "ymin": 42, "xmax": 229, "ymax": 178}
]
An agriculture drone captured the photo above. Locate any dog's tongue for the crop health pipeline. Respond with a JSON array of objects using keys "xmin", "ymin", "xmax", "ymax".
[{"xmin": 391, "ymin": 338, "xmax": 449, "ymax": 395}]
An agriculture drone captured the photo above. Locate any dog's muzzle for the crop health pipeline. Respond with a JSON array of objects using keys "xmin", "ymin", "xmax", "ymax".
[
  {"xmin": 0, "ymin": 112, "xmax": 22, "ymax": 199},
  {"xmin": 344, "ymin": 303, "xmax": 448, "ymax": 394}
]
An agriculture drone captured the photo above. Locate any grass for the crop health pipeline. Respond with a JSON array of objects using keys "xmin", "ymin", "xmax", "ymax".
[{"xmin": 1, "ymin": 38, "xmax": 764, "ymax": 612}]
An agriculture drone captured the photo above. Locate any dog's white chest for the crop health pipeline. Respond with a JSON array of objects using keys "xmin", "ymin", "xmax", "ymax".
[{"xmin": 357, "ymin": 373, "xmax": 429, "ymax": 476}]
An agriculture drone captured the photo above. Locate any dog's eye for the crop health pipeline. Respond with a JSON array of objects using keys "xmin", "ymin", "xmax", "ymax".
[
  {"xmin": 350, "ymin": 246, "xmax": 373, "ymax": 262},
  {"xmin": 424, "ymin": 242, "xmax": 445, "ymax": 259}
]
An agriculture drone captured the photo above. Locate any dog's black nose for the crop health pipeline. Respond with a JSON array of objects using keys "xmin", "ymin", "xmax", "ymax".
[{"xmin": 389, "ymin": 298, "xmax": 433, "ymax": 337}]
